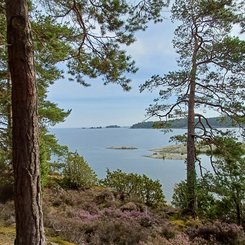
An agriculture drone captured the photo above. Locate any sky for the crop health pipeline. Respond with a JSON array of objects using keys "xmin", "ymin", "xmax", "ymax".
[
  {"xmin": 47, "ymin": 9, "xmax": 179, "ymax": 128},
  {"xmin": 47, "ymin": 5, "xmax": 244, "ymax": 128}
]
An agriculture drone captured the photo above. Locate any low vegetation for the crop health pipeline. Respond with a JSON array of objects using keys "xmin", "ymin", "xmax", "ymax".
[
  {"xmin": 1, "ymin": 185, "xmax": 244, "ymax": 245},
  {"xmin": 0, "ymin": 147, "xmax": 244, "ymax": 244},
  {"xmin": 102, "ymin": 169, "xmax": 165, "ymax": 207},
  {"xmin": 63, "ymin": 152, "xmax": 98, "ymax": 189},
  {"xmin": 0, "ymin": 131, "xmax": 244, "ymax": 244}
]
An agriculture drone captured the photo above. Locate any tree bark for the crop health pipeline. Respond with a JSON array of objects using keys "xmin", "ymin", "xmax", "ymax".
[
  {"xmin": 7, "ymin": 76, "xmax": 12, "ymax": 158},
  {"xmin": 186, "ymin": 68, "xmax": 196, "ymax": 217},
  {"xmin": 6, "ymin": 0, "xmax": 45, "ymax": 244},
  {"xmin": 235, "ymin": 199, "xmax": 241, "ymax": 226},
  {"xmin": 186, "ymin": 22, "xmax": 199, "ymax": 217}
]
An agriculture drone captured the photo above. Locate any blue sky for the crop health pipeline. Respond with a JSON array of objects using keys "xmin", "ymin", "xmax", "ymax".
[
  {"xmin": 48, "ymin": 12, "xmax": 179, "ymax": 128},
  {"xmin": 47, "ymin": 2, "xmax": 245, "ymax": 128}
]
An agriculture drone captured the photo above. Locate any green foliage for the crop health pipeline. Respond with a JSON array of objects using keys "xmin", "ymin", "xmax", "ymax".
[
  {"xmin": 102, "ymin": 169, "xmax": 165, "ymax": 206},
  {"xmin": 173, "ymin": 137, "xmax": 245, "ymax": 225},
  {"xmin": 209, "ymin": 137, "xmax": 245, "ymax": 225},
  {"xmin": 0, "ymin": 5, "xmax": 71, "ymax": 189},
  {"xmin": 141, "ymin": 0, "xmax": 244, "ymax": 217},
  {"xmin": 38, "ymin": 101, "xmax": 71, "ymax": 127},
  {"xmin": 38, "ymin": 0, "xmax": 169, "ymax": 89},
  {"xmin": 0, "ymin": 0, "xmax": 171, "ymax": 192},
  {"xmin": 131, "ymin": 116, "xmax": 236, "ymax": 129},
  {"xmin": 131, "ymin": 121, "xmax": 154, "ymax": 128},
  {"xmin": 170, "ymin": 134, "xmax": 187, "ymax": 144},
  {"xmin": 152, "ymin": 121, "xmax": 171, "ymax": 129},
  {"xmin": 39, "ymin": 128, "xmax": 69, "ymax": 187},
  {"xmin": 141, "ymin": 0, "xmax": 245, "ymax": 122},
  {"xmin": 172, "ymin": 178, "xmax": 215, "ymax": 218},
  {"xmin": 63, "ymin": 152, "xmax": 98, "ymax": 189},
  {"xmin": 39, "ymin": 145, "xmax": 50, "ymax": 188}
]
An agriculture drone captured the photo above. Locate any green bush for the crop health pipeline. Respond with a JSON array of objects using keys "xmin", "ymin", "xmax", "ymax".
[
  {"xmin": 102, "ymin": 169, "xmax": 165, "ymax": 207},
  {"xmin": 63, "ymin": 152, "xmax": 97, "ymax": 189},
  {"xmin": 172, "ymin": 178, "xmax": 216, "ymax": 218},
  {"xmin": 39, "ymin": 129, "xmax": 69, "ymax": 187},
  {"xmin": 39, "ymin": 142, "xmax": 51, "ymax": 187}
]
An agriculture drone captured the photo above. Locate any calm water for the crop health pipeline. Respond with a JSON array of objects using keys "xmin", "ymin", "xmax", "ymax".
[{"xmin": 50, "ymin": 128, "xmax": 208, "ymax": 202}]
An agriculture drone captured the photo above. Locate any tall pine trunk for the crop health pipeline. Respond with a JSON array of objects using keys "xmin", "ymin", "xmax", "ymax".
[
  {"xmin": 186, "ymin": 28, "xmax": 199, "ymax": 217},
  {"xmin": 186, "ymin": 72, "xmax": 196, "ymax": 216},
  {"xmin": 235, "ymin": 199, "xmax": 241, "ymax": 226},
  {"xmin": 6, "ymin": 0, "xmax": 45, "ymax": 244}
]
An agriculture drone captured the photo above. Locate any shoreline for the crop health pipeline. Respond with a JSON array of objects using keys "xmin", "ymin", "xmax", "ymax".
[
  {"xmin": 145, "ymin": 144, "xmax": 187, "ymax": 160},
  {"xmin": 145, "ymin": 144, "xmax": 211, "ymax": 160}
]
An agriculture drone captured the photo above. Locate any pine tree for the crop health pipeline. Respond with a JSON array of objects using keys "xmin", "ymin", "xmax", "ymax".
[
  {"xmin": 141, "ymin": 0, "xmax": 245, "ymax": 216},
  {"xmin": 4, "ymin": 0, "xmax": 170, "ymax": 243}
]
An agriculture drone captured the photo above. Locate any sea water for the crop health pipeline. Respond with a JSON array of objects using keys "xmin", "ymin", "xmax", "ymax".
[{"xmin": 50, "ymin": 127, "xmax": 211, "ymax": 203}]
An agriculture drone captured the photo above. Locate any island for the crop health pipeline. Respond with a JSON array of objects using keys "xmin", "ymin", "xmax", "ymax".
[
  {"xmin": 107, "ymin": 146, "xmax": 138, "ymax": 150},
  {"xmin": 131, "ymin": 116, "xmax": 237, "ymax": 129},
  {"xmin": 145, "ymin": 144, "xmax": 210, "ymax": 160},
  {"xmin": 106, "ymin": 125, "xmax": 121, "ymax": 128}
]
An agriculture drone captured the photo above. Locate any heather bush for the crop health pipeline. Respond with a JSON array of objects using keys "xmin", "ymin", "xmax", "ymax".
[
  {"xmin": 63, "ymin": 151, "xmax": 98, "ymax": 189},
  {"xmin": 88, "ymin": 217, "xmax": 149, "ymax": 245},
  {"xmin": 41, "ymin": 185, "xmax": 245, "ymax": 245},
  {"xmin": 139, "ymin": 236, "xmax": 171, "ymax": 245},
  {"xmin": 44, "ymin": 213, "xmax": 86, "ymax": 244},
  {"xmin": 187, "ymin": 221, "xmax": 245, "ymax": 244},
  {"xmin": 160, "ymin": 223, "xmax": 176, "ymax": 239},
  {"xmin": 45, "ymin": 208, "xmax": 155, "ymax": 245},
  {"xmin": 102, "ymin": 169, "xmax": 165, "ymax": 206},
  {"xmin": 95, "ymin": 188, "xmax": 118, "ymax": 208},
  {"xmin": 169, "ymin": 233, "xmax": 190, "ymax": 245},
  {"xmin": 139, "ymin": 232, "xmax": 191, "ymax": 245}
]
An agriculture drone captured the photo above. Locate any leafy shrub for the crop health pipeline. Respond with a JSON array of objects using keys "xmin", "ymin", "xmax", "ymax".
[
  {"xmin": 39, "ymin": 129, "xmax": 68, "ymax": 187},
  {"xmin": 39, "ymin": 145, "xmax": 50, "ymax": 187},
  {"xmin": 102, "ymin": 169, "xmax": 165, "ymax": 207},
  {"xmin": 172, "ymin": 178, "xmax": 215, "ymax": 218},
  {"xmin": 172, "ymin": 137, "xmax": 245, "ymax": 226},
  {"xmin": 63, "ymin": 152, "xmax": 97, "ymax": 189}
]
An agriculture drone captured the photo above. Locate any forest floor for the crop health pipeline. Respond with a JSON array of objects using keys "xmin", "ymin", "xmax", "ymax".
[
  {"xmin": 0, "ymin": 225, "xmax": 75, "ymax": 245},
  {"xmin": 0, "ymin": 227, "xmax": 15, "ymax": 245}
]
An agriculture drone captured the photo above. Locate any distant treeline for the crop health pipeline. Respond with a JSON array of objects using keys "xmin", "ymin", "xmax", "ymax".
[
  {"xmin": 106, "ymin": 125, "xmax": 120, "ymax": 128},
  {"xmin": 130, "ymin": 117, "xmax": 238, "ymax": 129}
]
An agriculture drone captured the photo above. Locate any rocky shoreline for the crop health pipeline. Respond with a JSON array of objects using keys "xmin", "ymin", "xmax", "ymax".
[
  {"xmin": 145, "ymin": 144, "xmax": 187, "ymax": 160},
  {"xmin": 145, "ymin": 144, "xmax": 211, "ymax": 160}
]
